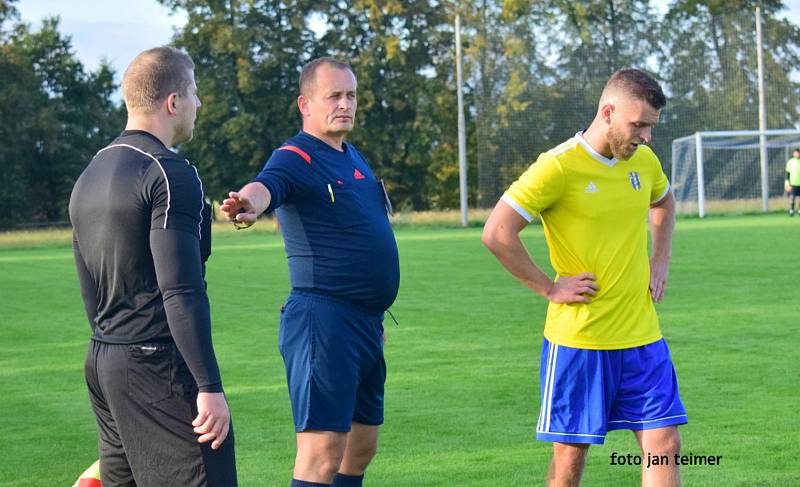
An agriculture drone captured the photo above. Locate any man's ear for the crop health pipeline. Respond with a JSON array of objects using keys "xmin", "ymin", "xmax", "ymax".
[
  {"xmin": 297, "ymin": 95, "xmax": 309, "ymax": 117},
  {"xmin": 601, "ymin": 102, "xmax": 615, "ymax": 124},
  {"xmin": 166, "ymin": 92, "xmax": 179, "ymax": 116}
]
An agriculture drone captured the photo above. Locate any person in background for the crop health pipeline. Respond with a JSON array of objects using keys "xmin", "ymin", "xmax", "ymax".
[{"xmin": 785, "ymin": 148, "xmax": 800, "ymax": 216}]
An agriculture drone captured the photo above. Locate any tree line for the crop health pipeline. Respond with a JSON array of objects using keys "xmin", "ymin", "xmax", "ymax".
[{"xmin": 1, "ymin": 0, "xmax": 798, "ymax": 229}]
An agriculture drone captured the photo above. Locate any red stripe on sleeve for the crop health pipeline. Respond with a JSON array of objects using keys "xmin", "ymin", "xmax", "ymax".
[{"xmin": 278, "ymin": 145, "xmax": 311, "ymax": 164}]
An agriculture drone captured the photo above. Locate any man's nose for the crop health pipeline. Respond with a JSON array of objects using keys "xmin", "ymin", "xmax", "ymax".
[{"xmin": 641, "ymin": 127, "xmax": 652, "ymax": 144}]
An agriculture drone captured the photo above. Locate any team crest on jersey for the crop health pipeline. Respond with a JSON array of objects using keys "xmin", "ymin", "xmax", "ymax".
[{"xmin": 628, "ymin": 171, "xmax": 641, "ymax": 191}]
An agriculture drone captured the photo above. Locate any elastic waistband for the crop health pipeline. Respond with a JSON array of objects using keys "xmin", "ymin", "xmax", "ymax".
[
  {"xmin": 289, "ymin": 289, "xmax": 384, "ymax": 319},
  {"xmin": 91, "ymin": 335, "xmax": 175, "ymax": 346},
  {"xmin": 543, "ymin": 336, "xmax": 666, "ymax": 353}
]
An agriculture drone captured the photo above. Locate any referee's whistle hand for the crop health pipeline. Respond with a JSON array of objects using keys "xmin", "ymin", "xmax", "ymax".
[
  {"xmin": 193, "ymin": 392, "xmax": 231, "ymax": 450},
  {"xmin": 220, "ymin": 192, "xmax": 251, "ymax": 219},
  {"xmin": 221, "ymin": 192, "xmax": 258, "ymax": 228},
  {"xmin": 546, "ymin": 273, "xmax": 599, "ymax": 304}
]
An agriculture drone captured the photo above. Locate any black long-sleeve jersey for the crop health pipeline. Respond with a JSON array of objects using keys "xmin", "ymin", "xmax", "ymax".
[{"xmin": 69, "ymin": 130, "xmax": 222, "ymax": 392}]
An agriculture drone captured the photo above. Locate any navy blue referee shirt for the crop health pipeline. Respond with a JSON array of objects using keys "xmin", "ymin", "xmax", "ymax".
[{"xmin": 253, "ymin": 131, "xmax": 400, "ymax": 313}]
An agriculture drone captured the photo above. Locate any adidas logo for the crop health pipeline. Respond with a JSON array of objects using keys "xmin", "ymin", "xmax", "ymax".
[{"xmin": 584, "ymin": 181, "xmax": 600, "ymax": 193}]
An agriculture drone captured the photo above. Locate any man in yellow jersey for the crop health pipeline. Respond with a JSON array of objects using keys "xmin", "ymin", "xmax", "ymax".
[
  {"xmin": 785, "ymin": 148, "xmax": 800, "ymax": 216},
  {"xmin": 483, "ymin": 68, "xmax": 686, "ymax": 487}
]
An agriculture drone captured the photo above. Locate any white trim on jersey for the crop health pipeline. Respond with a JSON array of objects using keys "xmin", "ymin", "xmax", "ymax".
[
  {"xmin": 96, "ymin": 144, "xmax": 172, "ymax": 230},
  {"xmin": 188, "ymin": 160, "xmax": 204, "ymax": 240},
  {"xmin": 575, "ymin": 131, "xmax": 619, "ymax": 168},
  {"xmin": 501, "ymin": 194, "xmax": 533, "ymax": 222},
  {"xmin": 548, "ymin": 139, "xmax": 579, "ymax": 157},
  {"xmin": 608, "ymin": 414, "xmax": 687, "ymax": 425},
  {"xmin": 651, "ymin": 181, "xmax": 671, "ymax": 205}
]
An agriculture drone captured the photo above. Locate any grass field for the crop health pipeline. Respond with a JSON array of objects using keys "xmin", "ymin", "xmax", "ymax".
[{"xmin": 1, "ymin": 214, "xmax": 798, "ymax": 486}]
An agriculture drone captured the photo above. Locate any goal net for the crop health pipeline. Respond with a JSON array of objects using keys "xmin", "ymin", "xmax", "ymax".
[{"xmin": 671, "ymin": 130, "xmax": 800, "ymax": 216}]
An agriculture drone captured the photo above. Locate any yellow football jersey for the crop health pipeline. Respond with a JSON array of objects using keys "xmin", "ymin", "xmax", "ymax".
[{"xmin": 503, "ymin": 132, "xmax": 670, "ymax": 349}]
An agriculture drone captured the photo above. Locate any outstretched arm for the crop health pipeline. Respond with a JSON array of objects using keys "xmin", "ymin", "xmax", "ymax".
[
  {"xmin": 649, "ymin": 192, "xmax": 675, "ymax": 303},
  {"xmin": 482, "ymin": 199, "xmax": 598, "ymax": 304},
  {"xmin": 219, "ymin": 182, "xmax": 272, "ymax": 228}
]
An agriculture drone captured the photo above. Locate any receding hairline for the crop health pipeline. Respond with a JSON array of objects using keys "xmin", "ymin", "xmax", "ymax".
[{"xmin": 299, "ymin": 58, "xmax": 356, "ymax": 97}]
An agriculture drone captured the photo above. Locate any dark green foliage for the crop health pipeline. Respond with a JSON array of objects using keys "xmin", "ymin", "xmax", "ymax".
[
  {"xmin": 0, "ymin": 4, "xmax": 123, "ymax": 229},
  {"xmin": 158, "ymin": 0, "xmax": 319, "ymax": 203},
  {"xmin": 3, "ymin": 0, "xmax": 800, "ymax": 223},
  {"xmin": 466, "ymin": 0, "xmax": 800, "ymax": 205}
]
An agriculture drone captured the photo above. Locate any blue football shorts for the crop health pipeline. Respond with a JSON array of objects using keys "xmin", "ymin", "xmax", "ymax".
[
  {"xmin": 536, "ymin": 338, "xmax": 687, "ymax": 444},
  {"xmin": 279, "ymin": 290, "xmax": 386, "ymax": 433}
]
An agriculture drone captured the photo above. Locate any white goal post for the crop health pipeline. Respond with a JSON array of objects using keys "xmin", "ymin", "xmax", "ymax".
[{"xmin": 671, "ymin": 129, "xmax": 800, "ymax": 217}]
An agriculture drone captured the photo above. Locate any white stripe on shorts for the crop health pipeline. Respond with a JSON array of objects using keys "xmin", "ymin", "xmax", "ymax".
[
  {"xmin": 608, "ymin": 414, "xmax": 688, "ymax": 425},
  {"xmin": 544, "ymin": 343, "xmax": 558, "ymax": 432},
  {"xmin": 537, "ymin": 342, "xmax": 551, "ymax": 431},
  {"xmin": 537, "ymin": 341, "xmax": 552, "ymax": 431},
  {"xmin": 537, "ymin": 341, "xmax": 558, "ymax": 432},
  {"xmin": 537, "ymin": 431, "xmax": 605, "ymax": 438}
]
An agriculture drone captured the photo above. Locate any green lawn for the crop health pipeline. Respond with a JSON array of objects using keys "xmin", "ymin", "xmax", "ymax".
[{"xmin": 1, "ymin": 214, "xmax": 798, "ymax": 486}]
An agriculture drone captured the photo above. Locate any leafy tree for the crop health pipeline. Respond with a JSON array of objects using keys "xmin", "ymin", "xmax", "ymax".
[
  {"xmin": 159, "ymin": 0, "xmax": 319, "ymax": 203},
  {"xmin": 162, "ymin": 0, "xmax": 477, "ymax": 210},
  {"xmin": 464, "ymin": 0, "xmax": 800, "ymax": 204},
  {"xmin": 0, "ymin": 6, "xmax": 121, "ymax": 228},
  {"xmin": 4, "ymin": 0, "xmax": 800, "ymax": 223},
  {"xmin": 0, "ymin": 1, "xmax": 30, "ymax": 228},
  {"xmin": 462, "ymin": 0, "xmax": 558, "ymax": 205},
  {"xmin": 303, "ymin": 0, "xmax": 473, "ymax": 210},
  {"xmin": 660, "ymin": 0, "xmax": 800, "ymax": 134}
]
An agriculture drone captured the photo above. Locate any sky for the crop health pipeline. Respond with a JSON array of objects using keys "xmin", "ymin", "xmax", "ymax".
[
  {"xmin": 17, "ymin": 0, "xmax": 187, "ymax": 75},
  {"xmin": 14, "ymin": 0, "xmax": 800, "ymax": 91}
]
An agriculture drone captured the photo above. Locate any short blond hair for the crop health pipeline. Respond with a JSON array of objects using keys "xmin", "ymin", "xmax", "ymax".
[
  {"xmin": 122, "ymin": 46, "xmax": 195, "ymax": 114},
  {"xmin": 299, "ymin": 57, "xmax": 354, "ymax": 97}
]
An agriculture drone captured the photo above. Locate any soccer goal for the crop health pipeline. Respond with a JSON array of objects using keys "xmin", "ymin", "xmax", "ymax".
[{"xmin": 671, "ymin": 129, "xmax": 800, "ymax": 217}]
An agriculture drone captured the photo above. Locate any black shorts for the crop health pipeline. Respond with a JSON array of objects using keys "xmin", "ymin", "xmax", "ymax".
[
  {"xmin": 85, "ymin": 340, "xmax": 237, "ymax": 486},
  {"xmin": 790, "ymin": 185, "xmax": 800, "ymax": 197}
]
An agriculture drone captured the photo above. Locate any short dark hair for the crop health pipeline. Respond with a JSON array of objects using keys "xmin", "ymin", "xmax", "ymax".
[
  {"xmin": 122, "ymin": 46, "xmax": 195, "ymax": 114},
  {"xmin": 793, "ymin": 148, "xmax": 800, "ymax": 153},
  {"xmin": 299, "ymin": 57, "xmax": 355, "ymax": 96},
  {"xmin": 604, "ymin": 68, "xmax": 666, "ymax": 110}
]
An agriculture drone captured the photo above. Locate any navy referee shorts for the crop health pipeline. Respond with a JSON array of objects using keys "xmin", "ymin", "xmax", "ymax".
[{"xmin": 279, "ymin": 290, "xmax": 386, "ymax": 433}]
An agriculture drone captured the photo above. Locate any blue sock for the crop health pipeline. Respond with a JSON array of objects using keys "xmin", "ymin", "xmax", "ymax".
[
  {"xmin": 291, "ymin": 480, "xmax": 331, "ymax": 487},
  {"xmin": 332, "ymin": 473, "xmax": 364, "ymax": 486}
]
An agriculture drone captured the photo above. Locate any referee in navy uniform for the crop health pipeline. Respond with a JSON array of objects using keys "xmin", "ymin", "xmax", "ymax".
[
  {"xmin": 69, "ymin": 46, "xmax": 236, "ymax": 486},
  {"xmin": 219, "ymin": 58, "xmax": 399, "ymax": 487}
]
